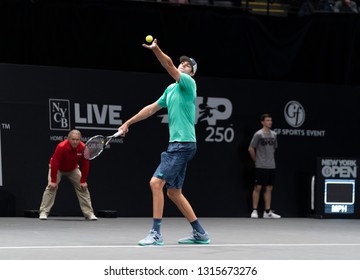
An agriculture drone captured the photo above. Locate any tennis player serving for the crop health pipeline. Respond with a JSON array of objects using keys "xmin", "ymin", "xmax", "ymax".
[{"xmin": 119, "ymin": 38, "xmax": 210, "ymax": 246}]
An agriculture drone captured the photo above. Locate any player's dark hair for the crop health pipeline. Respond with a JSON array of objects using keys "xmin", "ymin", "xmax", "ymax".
[{"xmin": 260, "ymin": 113, "xmax": 272, "ymax": 121}]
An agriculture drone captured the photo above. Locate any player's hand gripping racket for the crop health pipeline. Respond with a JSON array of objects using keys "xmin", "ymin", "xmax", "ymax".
[{"xmin": 82, "ymin": 130, "xmax": 123, "ymax": 160}]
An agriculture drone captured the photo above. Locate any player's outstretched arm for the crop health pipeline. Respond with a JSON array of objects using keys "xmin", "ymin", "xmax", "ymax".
[{"xmin": 119, "ymin": 102, "xmax": 162, "ymax": 136}]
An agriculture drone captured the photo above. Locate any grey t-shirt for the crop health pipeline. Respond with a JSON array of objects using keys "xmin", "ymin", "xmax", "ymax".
[{"xmin": 249, "ymin": 129, "xmax": 277, "ymax": 169}]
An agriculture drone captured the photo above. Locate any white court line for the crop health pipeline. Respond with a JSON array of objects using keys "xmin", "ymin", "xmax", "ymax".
[{"xmin": 1, "ymin": 243, "xmax": 360, "ymax": 250}]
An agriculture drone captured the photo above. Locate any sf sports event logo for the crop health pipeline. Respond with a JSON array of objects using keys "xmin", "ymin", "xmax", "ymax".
[
  {"xmin": 274, "ymin": 100, "xmax": 326, "ymax": 137},
  {"xmin": 284, "ymin": 100, "xmax": 305, "ymax": 128}
]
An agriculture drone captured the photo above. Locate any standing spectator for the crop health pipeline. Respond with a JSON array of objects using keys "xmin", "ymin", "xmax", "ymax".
[{"xmin": 248, "ymin": 114, "xmax": 281, "ymax": 219}]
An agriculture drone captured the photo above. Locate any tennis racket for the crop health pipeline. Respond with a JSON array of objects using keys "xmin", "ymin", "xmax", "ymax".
[{"xmin": 82, "ymin": 130, "xmax": 123, "ymax": 160}]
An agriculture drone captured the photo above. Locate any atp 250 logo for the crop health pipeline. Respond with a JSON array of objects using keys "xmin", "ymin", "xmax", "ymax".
[{"xmin": 158, "ymin": 96, "xmax": 234, "ymax": 143}]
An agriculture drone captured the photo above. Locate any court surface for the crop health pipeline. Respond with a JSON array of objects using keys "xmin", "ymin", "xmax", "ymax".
[{"xmin": 1, "ymin": 217, "xmax": 360, "ymax": 260}]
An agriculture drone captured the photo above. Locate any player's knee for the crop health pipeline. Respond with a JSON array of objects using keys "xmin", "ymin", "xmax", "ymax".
[
  {"xmin": 166, "ymin": 190, "xmax": 174, "ymax": 200},
  {"xmin": 253, "ymin": 185, "xmax": 262, "ymax": 192},
  {"xmin": 150, "ymin": 178, "xmax": 163, "ymax": 192},
  {"xmin": 167, "ymin": 189, "xmax": 181, "ymax": 201}
]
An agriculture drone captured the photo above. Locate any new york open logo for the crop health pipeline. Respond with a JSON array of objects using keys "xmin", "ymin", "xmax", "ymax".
[
  {"xmin": 284, "ymin": 100, "xmax": 305, "ymax": 128},
  {"xmin": 49, "ymin": 99, "xmax": 71, "ymax": 131},
  {"xmin": 321, "ymin": 159, "xmax": 357, "ymax": 178}
]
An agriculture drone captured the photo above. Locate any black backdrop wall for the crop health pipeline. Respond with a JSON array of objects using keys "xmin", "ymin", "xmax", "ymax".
[
  {"xmin": 0, "ymin": 0, "xmax": 360, "ymax": 85},
  {"xmin": 0, "ymin": 1, "xmax": 360, "ymax": 217},
  {"xmin": 0, "ymin": 63, "xmax": 359, "ymax": 217}
]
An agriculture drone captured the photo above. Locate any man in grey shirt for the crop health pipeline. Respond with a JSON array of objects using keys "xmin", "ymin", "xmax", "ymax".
[{"xmin": 248, "ymin": 114, "xmax": 281, "ymax": 219}]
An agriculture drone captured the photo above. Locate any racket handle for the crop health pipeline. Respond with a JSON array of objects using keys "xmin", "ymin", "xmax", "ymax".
[{"xmin": 113, "ymin": 129, "xmax": 123, "ymax": 138}]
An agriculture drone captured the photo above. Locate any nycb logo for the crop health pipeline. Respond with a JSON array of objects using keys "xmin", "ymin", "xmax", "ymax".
[{"xmin": 49, "ymin": 99, "xmax": 71, "ymax": 131}]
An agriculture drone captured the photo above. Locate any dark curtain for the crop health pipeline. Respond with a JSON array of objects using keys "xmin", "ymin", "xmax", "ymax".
[{"xmin": 0, "ymin": 0, "xmax": 359, "ymax": 85}]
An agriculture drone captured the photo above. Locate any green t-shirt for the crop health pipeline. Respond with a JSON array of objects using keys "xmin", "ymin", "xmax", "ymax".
[{"xmin": 157, "ymin": 72, "xmax": 196, "ymax": 142}]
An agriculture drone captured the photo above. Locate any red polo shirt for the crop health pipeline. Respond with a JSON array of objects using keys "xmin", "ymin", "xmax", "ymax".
[{"xmin": 49, "ymin": 139, "xmax": 90, "ymax": 184}]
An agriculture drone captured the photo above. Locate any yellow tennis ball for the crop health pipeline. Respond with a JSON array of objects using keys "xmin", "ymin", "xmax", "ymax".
[{"xmin": 145, "ymin": 35, "xmax": 153, "ymax": 43}]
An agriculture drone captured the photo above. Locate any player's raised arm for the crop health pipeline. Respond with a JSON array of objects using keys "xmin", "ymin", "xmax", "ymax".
[{"xmin": 142, "ymin": 38, "xmax": 180, "ymax": 81}]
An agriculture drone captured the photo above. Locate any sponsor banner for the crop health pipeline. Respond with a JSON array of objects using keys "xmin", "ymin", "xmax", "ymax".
[
  {"xmin": 274, "ymin": 100, "xmax": 326, "ymax": 137},
  {"xmin": 1, "ymin": 63, "xmax": 360, "ymax": 217},
  {"xmin": 315, "ymin": 157, "xmax": 359, "ymax": 218}
]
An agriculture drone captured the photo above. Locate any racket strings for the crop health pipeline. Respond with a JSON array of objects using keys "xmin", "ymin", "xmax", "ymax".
[{"xmin": 83, "ymin": 136, "xmax": 105, "ymax": 160}]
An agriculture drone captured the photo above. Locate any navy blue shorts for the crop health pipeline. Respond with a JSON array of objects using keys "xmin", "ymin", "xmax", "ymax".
[
  {"xmin": 254, "ymin": 168, "xmax": 276, "ymax": 187},
  {"xmin": 153, "ymin": 142, "xmax": 196, "ymax": 189}
]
